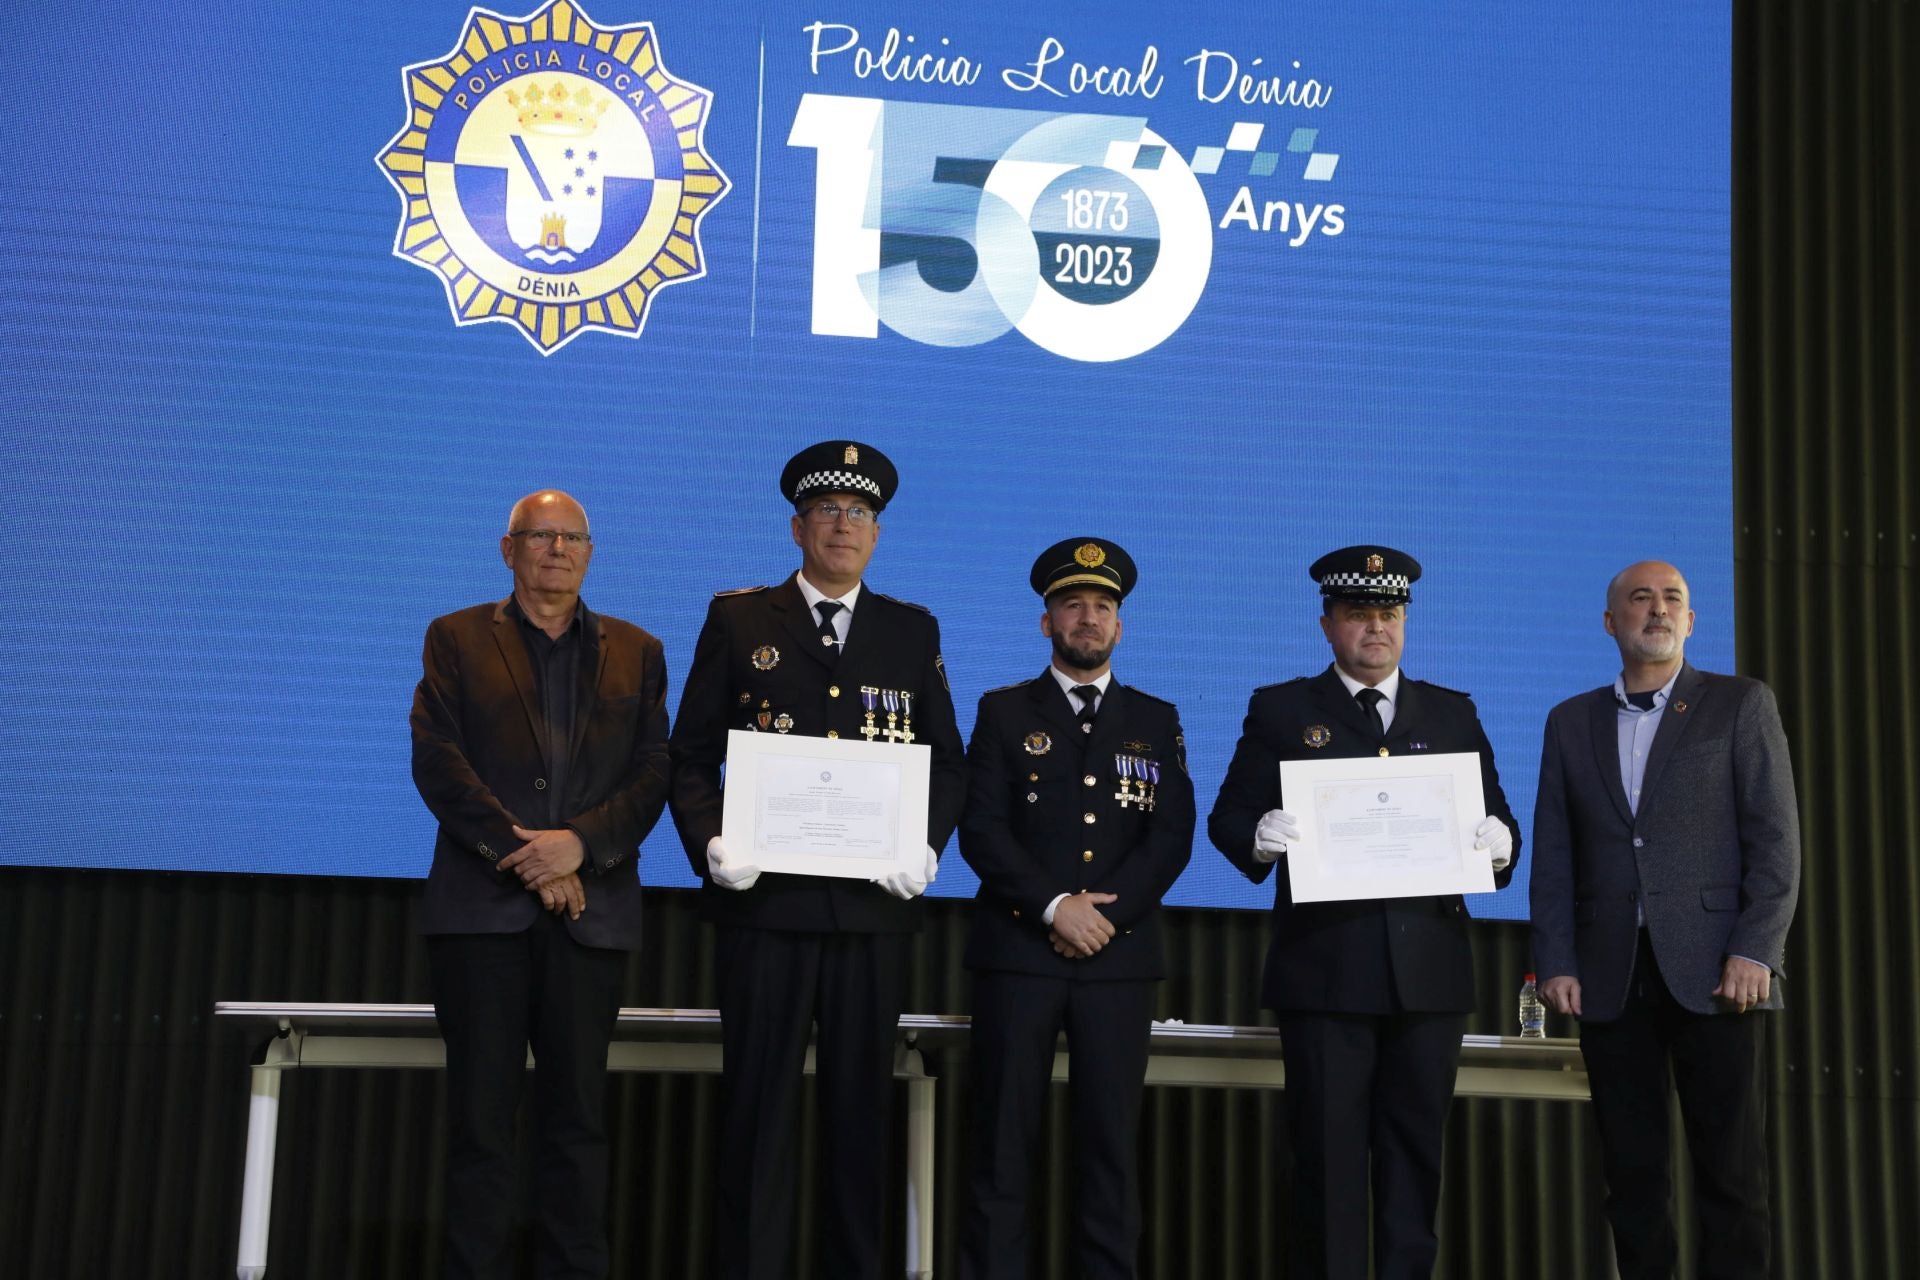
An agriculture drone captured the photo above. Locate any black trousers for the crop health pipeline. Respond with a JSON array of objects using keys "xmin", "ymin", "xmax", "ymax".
[
  {"xmin": 1275, "ymin": 1011, "xmax": 1467, "ymax": 1280},
  {"xmin": 1579, "ymin": 931, "xmax": 1771, "ymax": 1280},
  {"xmin": 958, "ymin": 972, "xmax": 1156, "ymax": 1280},
  {"xmin": 427, "ymin": 913, "xmax": 627, "ymax": 1280},
  {"xmin": 713, "ymin": 926, "xmax": 909, "ymax": 1280}
]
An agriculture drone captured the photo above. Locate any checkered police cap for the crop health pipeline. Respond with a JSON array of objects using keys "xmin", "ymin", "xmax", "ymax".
[
  {"xmin": 781, "ymin": 441, "xmax": 898, "ymax": 512},
  {"xmin": 1310, "ymin": 545, "xmax": 1422, "ymax": 605}
]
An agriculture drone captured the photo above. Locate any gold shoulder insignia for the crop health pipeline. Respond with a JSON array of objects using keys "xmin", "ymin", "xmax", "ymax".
[
  {"xmin": 714, "ymin": 585, "xmax": 769, "ymax": 597},
  {"xmin": 872, "ymin": 591, "xmax": 931, "ymax": 613}
]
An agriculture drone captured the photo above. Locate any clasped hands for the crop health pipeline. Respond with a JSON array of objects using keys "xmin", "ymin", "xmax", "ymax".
[
  {"xmin": 706, "ymin": 838, "xmax": 939, "ymax": 900},
  {"xmin": 498, "ymin": 825, "xmax": 586, "ymax": 919},
  {"xmin": 1250, "ymin": 809, "xmax": 1513, "ymax": 871},
  {"xmin": 1049, "ymin": 891, "xmax": 1119, "ymax": 959}
]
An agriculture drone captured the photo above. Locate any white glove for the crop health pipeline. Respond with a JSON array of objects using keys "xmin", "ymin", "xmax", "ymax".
[
  {"xmin": 874, "ymin": 845, "xmax": 939, "ymax": 900},
  {"xmin": 1253, "ymin": 809, "xmax": 1302, "ymax": 864},
  {"xmin": 707, "ymin": 836, "xmax": 761, "ymax": 891},
  {"xmin": 1474, "ymin": 816, "xmax": 1514, "ymax": 871}
]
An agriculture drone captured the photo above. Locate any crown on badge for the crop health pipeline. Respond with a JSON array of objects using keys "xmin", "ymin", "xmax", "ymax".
[{"xmin": 506, "ymin": 81, "xmax": 609, "ymax": 137}]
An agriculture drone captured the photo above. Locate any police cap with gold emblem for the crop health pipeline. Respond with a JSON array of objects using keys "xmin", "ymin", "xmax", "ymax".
[
  {"xmin": 1030, "ymin": 537, "xmax": 1138, "ymax": 601},
  {"xmin": 1310, "ymin": 545, "xmax": 1421, "ymax": 606},
  {"xmin": 780, "ymin": 440, "xmax": 898, "ymax": 512}
]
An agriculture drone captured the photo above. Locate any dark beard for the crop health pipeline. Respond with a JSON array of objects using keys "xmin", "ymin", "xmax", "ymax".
[{"xmin": 1051, "ymin": 632, "xmax": 1114, "ymax": 673}]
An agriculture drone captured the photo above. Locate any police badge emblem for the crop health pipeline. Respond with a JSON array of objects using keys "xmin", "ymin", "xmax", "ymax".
[
  {"xmin": 1022, "ymin": 731, "xmax": 1052, "ymax": 756},
  {"xmin": 1303, "ymin": 724, "xmax": 1331, "ymax": 748},
  {"xmin": 1074, "ymin": 543, "xmax": 1106, "ymax": 568},
  {"xmin": 377, "ymin": 2, "xmax": 730, "ymax": 354},
  {"xmin": 751, "ymin": 645, "xmax": 779, "ymax": 671}
]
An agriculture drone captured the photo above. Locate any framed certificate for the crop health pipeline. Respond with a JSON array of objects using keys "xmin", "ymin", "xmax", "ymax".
[
  {"xmin": 1278, "ymin": 751, "xmax": 1495, "ymax": 903},
  {"xmin": 719, "ymin": 730, "xmax": 931, "ymax": 879}
]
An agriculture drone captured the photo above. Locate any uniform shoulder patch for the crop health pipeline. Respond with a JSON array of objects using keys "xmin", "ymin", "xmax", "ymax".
[
  {"xmin": 871, "ymin": 591, "xmax": 930, "ymax": 613},
  {"xmin": 1252, "ymin": 676, "xmax": 1309, "ymax": 694},
  {"xmin": 713, "ymin": 585, "xmax": 768, "ymax": 598}
]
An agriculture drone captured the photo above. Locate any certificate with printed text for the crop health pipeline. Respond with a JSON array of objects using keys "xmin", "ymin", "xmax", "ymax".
[
  {"xmin": 1278, "ymin": 752, "xmax": 1495, "ymax": 903},
  {"xmin": 720, "ymin": 730, "xmax": 930, "ymax": 879}
]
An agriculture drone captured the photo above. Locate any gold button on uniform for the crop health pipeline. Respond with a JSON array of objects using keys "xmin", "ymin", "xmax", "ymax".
[
  {"xmin": 1083, "ymin": 813, "xmax": 1096, "ymax": 825},
  {"xmin": 1378, "ymin": 747, "xmax": 1390, "ymax": 757},
  {"xmin": 1083, "ymin": 774, "xmax": 1097, "ymax": 787},
  {"xmin": 829, "ymin": 685, "xmax": 840, "ymax": 698},
  {"xmin": 1082, "ymin": 850, "xmax": 1094, "ymax": 862},
  {"xmin": 827, "ymin": 730, "xmax": 840, "ymax": 739},
  {"xmin": 1029, "ymin": 772, "xmax": 1039, "ymax": 782}
]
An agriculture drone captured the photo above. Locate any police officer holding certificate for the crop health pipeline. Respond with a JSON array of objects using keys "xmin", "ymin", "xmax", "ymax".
[
  {"xmin": 957, "ymin": 538, "xmax": 1194, "ymax": 1280},
  {"xmin": 667, "ymin": 440, "xmax": 966, "ymax": 1280},
  {"xmin": 1208, "ymin": 546, "xmax": 1519, "ymax": 1280}
]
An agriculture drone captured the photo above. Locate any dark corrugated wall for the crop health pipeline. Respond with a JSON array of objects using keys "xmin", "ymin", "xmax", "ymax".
[{"xmin": 2, "ymin": 2, "xmax": 1916, "ymax": 1274}]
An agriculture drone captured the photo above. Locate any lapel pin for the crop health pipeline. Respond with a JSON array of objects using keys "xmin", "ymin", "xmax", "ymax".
[
  {"xmin": 1304, "ymin": 724, "xmax": 1331, "ymax": 748},
  {"xmin": 751, "ymin": 644, "xmax": 779, "ymax": 671},
  {"xmin": 1023, "ymin": 731, "xmax": 1052, "ymax": 756}
]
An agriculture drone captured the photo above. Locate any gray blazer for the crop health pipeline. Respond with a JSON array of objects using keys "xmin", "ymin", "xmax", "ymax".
[{"xmin": 1530, "ymin": 663, "xmax": 1801, "ymax": 1019}]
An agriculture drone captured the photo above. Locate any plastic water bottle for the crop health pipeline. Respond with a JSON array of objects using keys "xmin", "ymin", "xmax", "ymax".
[{"xmin": 1518, "ymin": 973, "xmax": 1546, "ymax": 1038}]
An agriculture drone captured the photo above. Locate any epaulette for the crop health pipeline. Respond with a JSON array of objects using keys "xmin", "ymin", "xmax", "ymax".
[
  {"xmin": 982, "ymin": 680, "xmax": 1030, "ymax": 696},
  {"xmin": 713, "ymin": 585, "xmax": 768, "ymax": 597},
  {"xmin": 1253, "ymin": 676, "xmax": 1309, "ymax": 693},
  {"xmin": 1415, "ymin": 678, "xmax": 1473, "ymax": 699},
  {"xmin": 1124, "ymin": 686, "xmax": 1176, "ymax": 708},
  {"xmin": 871, "ymin": 591, "xmax": 930, "ymax": 613}
]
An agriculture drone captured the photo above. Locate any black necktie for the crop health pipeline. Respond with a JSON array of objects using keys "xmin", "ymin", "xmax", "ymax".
[
  {"xmin": 1355, "ymin": 686, "xmax": 1386, "ymax": 737},
  {"xmin": 1072, "ymin": 684, "xmax": 1101, "ymax": 734},
  {"xmin": 814, "ymin": 601, "xmax": 843, "ymax": 658}
]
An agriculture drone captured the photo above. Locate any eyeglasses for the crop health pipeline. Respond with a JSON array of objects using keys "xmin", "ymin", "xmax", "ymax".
[
  {"xmin": 509, "ymin": 529, "xmax": 592, "ymax": 549},
  {"xmin": 803, "ymin": 502, "xmax": 877, "ymax": 526}
]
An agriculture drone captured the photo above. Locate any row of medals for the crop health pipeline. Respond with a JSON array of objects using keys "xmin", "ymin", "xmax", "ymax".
[
  {"xmin": 1113, "ymin": 754, "xmax": 1161, "ymax": 811},
  {"xmin": 750, "ymin": 685, "xmax": 917, "ymax": 743}
]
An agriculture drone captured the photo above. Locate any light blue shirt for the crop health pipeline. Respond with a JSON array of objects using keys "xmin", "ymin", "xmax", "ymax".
[{"xmin": 1613, "ymin": 668, "xmax": 1680, "ymax": 816}]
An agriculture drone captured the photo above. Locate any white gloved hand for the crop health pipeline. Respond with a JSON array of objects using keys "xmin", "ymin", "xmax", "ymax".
[
  {"xmin": 1253, "ymin": 809, "xmax": 1302, "ymax": 864},
  {"xmin": 707, "ymin": 836, "xmax": 761, "ymax": 891},
  {"xmin": 1473, "ymin": 815, "xmax": 1514, "ymax": 871},
  {"xmin": 874, "ymin": 845, "xmax": 939, "ymax": 900}
]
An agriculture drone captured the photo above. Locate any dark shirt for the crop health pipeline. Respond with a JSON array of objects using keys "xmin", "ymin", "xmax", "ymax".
[{"xmin": 506, "ymin": 595, "xmax": 584, "ymax": 827}]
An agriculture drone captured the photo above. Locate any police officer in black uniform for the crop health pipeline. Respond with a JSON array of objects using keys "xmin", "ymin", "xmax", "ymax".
[
  {"xmin": 957, "ymin": 537, "xmax": 1194, "ymax": 1280},
  {"xmin": 1208, "ymin": 546, "xmax": 1520, "ymax": 1280},
  {"xmin": 668, "ymin": 441, "xmax": 966, "ymax": 1280}
]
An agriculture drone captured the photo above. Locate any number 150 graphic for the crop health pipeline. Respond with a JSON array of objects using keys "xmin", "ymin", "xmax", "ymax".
[{"xmin": 789, "ymin": 95, "xmax": 1213, "ymax": 363}]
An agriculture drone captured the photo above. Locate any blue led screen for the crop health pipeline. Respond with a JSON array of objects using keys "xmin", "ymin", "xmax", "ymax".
[{"xmin": 0, "ymin": 1, "xmax": 1732, "ymax": 919}]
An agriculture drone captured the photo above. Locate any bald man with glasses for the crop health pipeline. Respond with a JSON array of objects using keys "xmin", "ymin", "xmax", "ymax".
[{"xmin": 411, "ymin": 489, "xmax": 671, "ymax": 1279}]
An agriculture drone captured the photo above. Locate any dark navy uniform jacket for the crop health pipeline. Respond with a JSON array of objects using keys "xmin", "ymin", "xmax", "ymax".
[
  {"xmin": 668, "ymin": 572, "xmax": 966, "ymax": 932},
  {"xmin": 961, "ymin": 672, "xmax": 1195, "ymax": 981},
  {"xmin": 1209, "ymin": 664, "xmax": 1519, "ymax": 1014}
]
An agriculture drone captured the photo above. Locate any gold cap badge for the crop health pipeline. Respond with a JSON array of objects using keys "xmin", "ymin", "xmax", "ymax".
[
  {"xmin": 1366, "ymin": 553, "xmax": 1384, "ymax": 574},
  {"xmin": 844, "ymin": 445, "xmax": 859, "ymax": 465},
  {"xmin": 1074, "ymin": 543, "xmax": 1106, "ymax": 568}
]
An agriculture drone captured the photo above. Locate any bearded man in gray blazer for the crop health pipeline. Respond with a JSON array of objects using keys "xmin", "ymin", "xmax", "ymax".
[{"xmin": 1530, "ymin": 561, "xmax": 1800, "ymax": 1280}]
